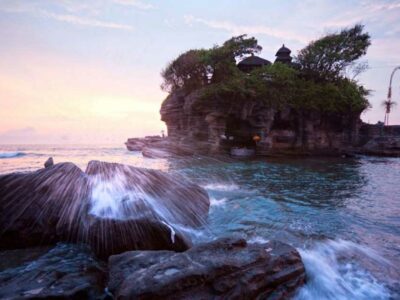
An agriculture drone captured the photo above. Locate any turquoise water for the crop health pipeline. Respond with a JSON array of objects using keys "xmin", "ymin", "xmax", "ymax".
[{"xmin": 1, "ymin": 144, "xmax": 399, "ymax": 299}]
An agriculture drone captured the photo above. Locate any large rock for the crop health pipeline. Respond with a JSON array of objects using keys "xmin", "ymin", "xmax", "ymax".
[
  {"xmin": 0, "ymin": 243, "xmax": 105, "ymax": 299},
  {"xmin": 0, "ymin": 162, "xmax": 89, "ymax": 249},
  {"xmin": 80, "ymin": 218, "xmax": 190, "ymax": 259},
  {"xmin": 0, "ymin": 160, "xmax": 209, "ymax": 258},
  {"xmin": 160, "ymin": 88, "xmax": 362, "ymax": 156},
  {"xmin": 107, "ymin": 236, "xmax": 306, "ymax": 299}
]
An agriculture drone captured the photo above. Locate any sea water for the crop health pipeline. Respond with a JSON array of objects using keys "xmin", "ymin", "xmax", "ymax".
[{"xmin": 1, "ymin": 144, "xmax": 399, "ymax": 299}]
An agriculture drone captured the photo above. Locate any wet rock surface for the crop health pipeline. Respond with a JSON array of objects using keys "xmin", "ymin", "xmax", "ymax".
[
  {"xmin": 0, "ymin": 160, "xmax": 209, "ymax": 258},
  {"xmin": 108, "ymin": 236, "xmax": 306, "ymax": 299},
  {"xmin": 0, "ymin": 162, "xmax": 89, "ymax": 250},
  {"xmin": 82, "ymin": 217, "xmax": 191, "ymax": 259},
  {"xmin": 0, "ymin": 243, "xmax": 105, "ymax": 300}
]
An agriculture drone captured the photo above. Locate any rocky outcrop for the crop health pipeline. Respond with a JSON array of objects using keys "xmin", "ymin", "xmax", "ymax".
[
  {"xmin": 160, "ymin": 89, "xmax": 362, "ymax": 156},
  {"xmin": 0, "ymin": 160, "xmax": 209, "ymax": 258},
  {"xmin": 357, "ymin": 136, "xmax": 400, "ymax": 157},
  {"xmin": 0, "ymin": 237, "xmax": 306, "ymax": 299},
  {"xmin": 0, "ymin": 243, "xmax": 105, "ymax": 299},
  {"xmin": 107, "ymin": 236, "xmax": 306, "ymax": 299},
  {"xmin": 125, "ymin": 136, "xmax": 195, "ymax": 158}
]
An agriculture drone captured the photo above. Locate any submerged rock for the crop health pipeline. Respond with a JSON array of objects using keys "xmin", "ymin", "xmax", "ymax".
[
  {"xmin": 108, "ymin": 236, "xmax": 306, "ymax": 299},
  {"xmin": 0, "ymin": 243, "xmax": 105, "ymax": 299}
]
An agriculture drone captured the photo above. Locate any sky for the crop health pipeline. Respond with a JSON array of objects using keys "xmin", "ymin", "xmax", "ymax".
[{"xmin": 0, "ymin": 0, "xmax": 400, "ymax": 144}]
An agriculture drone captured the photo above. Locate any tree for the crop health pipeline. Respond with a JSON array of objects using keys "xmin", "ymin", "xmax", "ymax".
[
  {"xmin": 161, "ymin": 49, "xmax": 209, "ymax": 93},
  {"xmin": 161, "ymin": 35, "xmax": 262, "ymax": 93},
  {"xmin": 296, "ymin": 24, "xmax": 371, "ymax": 81}
]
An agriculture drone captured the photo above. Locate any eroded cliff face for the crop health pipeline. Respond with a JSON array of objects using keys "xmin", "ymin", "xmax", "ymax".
[{"xmin": 160, "ymin": 89, "xmax": 362, "ymax": 156}]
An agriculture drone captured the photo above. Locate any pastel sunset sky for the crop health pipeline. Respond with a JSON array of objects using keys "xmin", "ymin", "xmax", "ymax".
[{"xmin": 1, "ymin": 0, "xmax": 400, "ymax": 144}]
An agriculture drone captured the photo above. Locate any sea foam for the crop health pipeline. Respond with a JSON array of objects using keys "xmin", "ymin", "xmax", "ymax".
[{"xmin": 295, "ymin": 239, "xmax": 391, "ymax": 300}]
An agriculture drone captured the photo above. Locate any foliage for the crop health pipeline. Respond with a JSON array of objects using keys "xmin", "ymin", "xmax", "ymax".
[
  {"xmin": 295, "ymin": 24, "xmax": 371, "ymax": 81},
  {"xmin": 161, "ymin": 35, "xmax": 261, "ymax": 92},
  {"xmin": 161, "ymin": 27, "xmax": 371, "ymax": 114}
]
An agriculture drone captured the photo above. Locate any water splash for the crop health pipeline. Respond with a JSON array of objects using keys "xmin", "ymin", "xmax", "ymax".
[
  {"xmin": 210, "ymin": 197, "xmax": 227, "ymax": 207},
  {"xmin": 295, "ymin": 239, "xmax": 392, "ymax": 300},
  {"xmin": 202, "ymin": 183, "xmax": 239, "ymax": 191},
  {"xmin": 89, "ymin": 174, "xmax": 151, "ymax": 220}
]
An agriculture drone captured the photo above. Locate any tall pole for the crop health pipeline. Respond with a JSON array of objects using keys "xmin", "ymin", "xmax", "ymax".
[{"xmin": 385, "ymin": 66, "xmax": 400, "ymax": 126}]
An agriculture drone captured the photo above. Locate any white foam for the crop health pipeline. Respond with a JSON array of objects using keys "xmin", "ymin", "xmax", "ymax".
[
  {"xmin": 210, "ymin": 197, "xmax": 227, "ymax": 207},
  {"xmin": 161, "ymin": 221, "xmax": 176, "ymax": 244},
  {"xmin": 295, "ymin": 239, "xmax": 391, "ymax": 300},
  {"xmin": 202, "ymin": 183, "xmax": 239, "ymax": 191},
  {"xmin": 248, "ymin": 236, "xmax": 269, "ymax": 244},
  {"xmin": 89, "ymin": 174, "xmax": 147, "ymax": 219}
]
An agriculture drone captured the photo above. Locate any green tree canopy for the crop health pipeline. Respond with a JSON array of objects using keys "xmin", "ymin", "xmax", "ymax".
[
  {"xmin": 161, "ymin": 27, "xmax": 371, "ymax": 115},
  {"xmin": 161, "ymin": 35, "xmax": 261, "ymax": 92},
  {"xmin": 295, "ymin": 24, "xmax": 371, "ymax": 81}
]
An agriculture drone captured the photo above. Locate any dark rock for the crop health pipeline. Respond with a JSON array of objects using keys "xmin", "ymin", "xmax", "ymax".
[
  {"xmin": 0, "ymin": 246, "xmax": 52, "ymax": 271},
  {"xmin": 108, "ymin": 236, "xmax": 306, "ymax": 299},
  {"xmin": 142, "ymin": 146, "xmax": 173, "ymax": 158},
  {"xmin": 44, "ymin": 157, "xmax": 54, "ymax": 168},
  {"xmin": 357, "ymin": 136, "xmax": 400, "ymax": 157},
  {"xmin": 0, "ymin": 162, "xmax": 90, "ymax": 249},
  {"xmin": 80, "ymin": 217, "xmax": 190, "ymax": 259},
  {"xmin": 0, "ymin": 243, "xmax": 105, "ymax": 299},
  {"xmin": 0, "ymin": 160, "xmax": 209, "ymax": 259},
  {"xmin": 125, "ymin": 136, "xmax": 163, "ymax": 152}
]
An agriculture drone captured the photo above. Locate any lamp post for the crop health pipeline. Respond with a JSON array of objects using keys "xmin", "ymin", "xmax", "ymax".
[{"xmin": 384, "ymin": 66, "xmax": 400, "ymax": 126}]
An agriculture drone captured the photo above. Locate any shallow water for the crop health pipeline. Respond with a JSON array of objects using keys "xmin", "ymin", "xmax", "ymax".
[{"xmin": 1, "ymin": 144, "xmax": 399, "ymax": 299}]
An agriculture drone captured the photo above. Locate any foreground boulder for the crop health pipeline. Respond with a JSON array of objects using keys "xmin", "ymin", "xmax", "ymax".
[
  {"xmin": 108, "ymin": 236, "xmax": 306, "ymax": 299},
  {"xmin": 81, "ymin": 217, "xmax": 190, "ymax": 259},
  {"xmin": 0, "ymin": 160, "xmax": 209, "ymax": 258},
  {"xmin": 0, "ymin": 243, "xmax": 105, "ymax": 299},
  {"xmin": 0, "ymin": 162, "xmax": 89, "ymax": 249}
]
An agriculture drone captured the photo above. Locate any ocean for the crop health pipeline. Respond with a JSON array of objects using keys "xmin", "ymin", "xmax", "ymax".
[{"xmin": 1, "ymin": 144, "xmax": 399, "ymax": 299}]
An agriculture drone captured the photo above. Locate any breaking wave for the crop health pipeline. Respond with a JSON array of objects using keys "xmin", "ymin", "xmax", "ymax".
[
  {"xmin": 0, "ymin": 152, "xmax": 26, "ymax": 159},
  {"xmin": 202, "ymin": 183, "xmax": 239, "ymax": 191},
  {"xmin": 295, "ymin": 239, "xmax": 391, "ymax": 300},
  {"xmin": 210, "ymin": 197, "xmax": 227, "ymax": 207}
]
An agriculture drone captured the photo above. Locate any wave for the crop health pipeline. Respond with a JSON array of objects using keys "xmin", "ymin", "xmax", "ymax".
[
  {"xmin": 210, "ymin": 197, "xmax": 227, "ymax": 207},
  {"xmin": 202, "ymin": 183, "xmax": 239, "ymax": 191},
  {"xmin": 295, "ymin": 239, "xmax": 392, "ymax": 300},
  {"xmin": 0, "ymin": 152, "xmax": 27, "ymax": 159}
]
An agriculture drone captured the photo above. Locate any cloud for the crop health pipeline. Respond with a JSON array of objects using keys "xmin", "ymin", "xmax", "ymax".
[
  {"xmin": 184, "ymin": 15, "xmax": 310, "ymax": 44},
  {"xmin": 40, "ymin": 10, "xmax": 134, "ymax": 30},
  {"xmin": 323, "ymin": 0, "xmax": 400, "ymax": 29},
  {"xmin": 113, "ymin": 0, "xmax": 155, "ymax": 10},
  {"xmin": 0, "ymin": 1, "xmax": 134, "ymax": 31}
]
